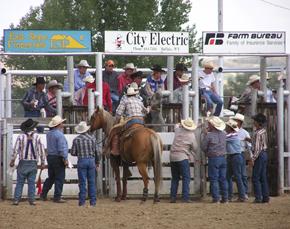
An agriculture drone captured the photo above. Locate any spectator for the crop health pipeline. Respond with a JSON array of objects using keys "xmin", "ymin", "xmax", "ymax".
[
  {"xmin": 199, "ymin": 60, "xmax": 223, "ymax": 116},
  {"xmin": 170, "ymin": 118, "xmax": 198, "ymax": 203},
  {"xmin": 71, "ymin": 121, "xmax": 100, "ymax": 206},
  {"xmin": 165, "ymin": 63, "xmax": 188, "ymax": 90},
  {"xmin": 266, "ymin": 74, "xmax": 276, "ymax": 103},
  {"xmin": 145, "ymin": 64, "xmax": 166, "ymax": 97},
  {"xmin": 117, "ymin": 63, "xmax": 135, "ymax": 95},
  {"xmin": 172, "ymin": 74, "xmax": 190, "ymax": 103},
  {"xmin": 10, "ymin": 119, "xmax": 46, "ymax": 206},
  {"xmin": 74, "ymin": 75, "xmax": 94, "ymax": 106},
  {"xmin": 238, "ymin": 75, "xmax": 261, "ymax": 104},
  {"xmin": 64, "ymin": 60, "xmax": 91, "ymax": 92},
  {"xmin": 46, "ymin": 80, "xmax": 63, "ymax": 117}
]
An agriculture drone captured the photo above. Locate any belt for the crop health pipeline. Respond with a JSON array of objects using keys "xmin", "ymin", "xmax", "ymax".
[{"xmin": 228, "ymin": 153, "xmax": 241, "ymax": 157}]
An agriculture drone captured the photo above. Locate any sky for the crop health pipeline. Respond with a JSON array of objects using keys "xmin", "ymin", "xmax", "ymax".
[{"xmin": 1, "ymin": 0, "xmax": 290, "ymax": 52}]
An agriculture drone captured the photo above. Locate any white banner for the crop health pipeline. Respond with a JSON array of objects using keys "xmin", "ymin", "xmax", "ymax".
[
  {"xmin": 105, "ymin": 31, "xmax": 189, "ymax": 54},
  {"xmin": 202, "ymin": 31, "xmax": 286, "ymax": 54}
]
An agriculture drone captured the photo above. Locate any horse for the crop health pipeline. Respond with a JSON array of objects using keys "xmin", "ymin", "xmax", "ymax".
[{"xmin": 90, "ymin": 106, "xmax": 163, "ymax": 203}]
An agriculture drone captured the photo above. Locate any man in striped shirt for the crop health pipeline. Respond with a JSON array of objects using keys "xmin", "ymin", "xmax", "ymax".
[{"xmin": 10, "ymin": 119, "xmax": 46, "ymax": 206}]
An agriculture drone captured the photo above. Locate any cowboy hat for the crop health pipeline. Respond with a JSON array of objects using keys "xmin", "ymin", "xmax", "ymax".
[
  {"xmin": 83, "ymin": 75, "xmax": 95, "ymax": 83},
  {"xmin": 123, "ymin": 63, "xmax": 135, "ymax": 70},
  {"xmin": 252, "ymin": 113, "xmax": 267, "ymax": 125},
  {"xmin": 48, "ymin": 115, "xmax": 66, "ymax": 128},
  {"xmin": 151, "ymin": 64, "xmax": 166, "ymax": 73},
  {"xmin": 181, "ymin": 118, "xmax": 197, "ymax": 131},
  {"xmin": 130, "ymin": 71, "xmax": 143, "ymax": 78},
  {"xmin": 76, "ymin": 60, "xmax": 91, "ymax": 68},
  {"xmin": 177, "ymin": 74, "xmax": 190, "ymax": 83},
  {"xmin": 75, "ymin": 121, "xmax": 90, "ymax": 134},
  {"xmin": 20, "ymin": 119, "xmax": 39, "ymax": 132},
  {"xmin": 33, "ymin": 77, "xmax": 46, "ymax": 85},
  {"xmin": 246, "ymin": 75, "xmax": 260, "ymax": 86},
  {"xmin": 232, "ymin": 113, "xmax": 244, "ymax": 122},
  {"xmin": 225, "ymin": 119, "xmax": 239, "ymax": 132},
  {"xmin": 202, "ymin": 60, "xmax": 215, "ymax": 69},
  {"xmin": 175, "ymin": 63, "xmax": 188, "ymax": 71},
  {"xmin": 47, "ymin": 80, "xmax": 63, "ymax": 89},
  {"xmin": 130, "ymin": 82, "xmax": 139, "ymax": 91},
  {"xmin": 207, "ymin": 116, "xmax": 226, "ymax": 131},
  {"xmin": 126, "ymin": 87, "xmax": 138, "ymax": 96}
]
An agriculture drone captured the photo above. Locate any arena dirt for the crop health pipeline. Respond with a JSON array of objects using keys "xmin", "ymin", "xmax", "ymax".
[{"xmin": 0, "ymin": 196, "xmax": 290, "ymax": 229}]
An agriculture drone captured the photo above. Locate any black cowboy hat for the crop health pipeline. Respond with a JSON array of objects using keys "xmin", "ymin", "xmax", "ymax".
[
  {"xmin": 252, "ymin": 113, "xmax": 267, "ymax": 125},
  {"xmin": 20, "ymin": 119, "xmax": 39, "ymax": 132},
  {"xmin": 131, "ymin": 71, "xmax": 143, "ymax": 78},
  {"xmin": 151, "ymin": 64, "xmax": 166, "ymax": 73},
  {"xmin": 174, "ymin": 63, "xmax": 188, "ymax": 71},
  {"xmin": 33, "ymin": 77, "xmax": 46, "ymax": 85}
]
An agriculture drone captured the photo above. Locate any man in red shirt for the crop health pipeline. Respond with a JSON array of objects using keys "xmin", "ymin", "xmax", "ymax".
[{"xmin": 117, "ymin": 63, "xmax": 135, "ymax": 94}]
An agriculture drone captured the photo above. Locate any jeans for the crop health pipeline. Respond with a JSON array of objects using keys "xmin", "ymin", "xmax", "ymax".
[
  {"xmin": 208, "ymin": 156, "xmax": 228, "ymax": 202},
  {"xmin": 77, "ymin": 158, "xmax": 96, "ymax": 206},
  {"xmin": 111, "ymin": 92, "xmax": 120, "ymax": 113},
  {"xmin": 252, "ymin": 151, "xmax": 269, "ymax": 201},
  {"xmin": 14, "ymin": 160, "xmax": 37, "ymax": 202},
  {"xmin": 227, "ymin": 154, "xmax": 246, "ymax": 200},
  {"xmin": 24, "ymin": 110, "xmax": 44, "ymax": 133},
  {"xmin": 170, "ymin": 159, "xmax": 191, "ymax": 201},
  {"xmin": 241, "ymin": 153, "xmax": 248, "ymax": 194},
  {"xmin": 41, "ymin": 155, "xmax": 65, "ymax": 200},
  {"xmin": 200, "ymin": 88, "xmax": 223, "ymax": 116}
]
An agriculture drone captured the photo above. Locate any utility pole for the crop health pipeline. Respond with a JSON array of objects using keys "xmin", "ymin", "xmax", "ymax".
[{"xmin": 218, "ymin": 0, "xmax": 224, "ymax": 115}]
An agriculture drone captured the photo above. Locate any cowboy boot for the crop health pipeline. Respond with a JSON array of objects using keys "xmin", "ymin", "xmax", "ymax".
[
  {"xmin": 121, "ymin": 178, "xmax": 127, "ymax": 200},
  {"xmin": 115, "ymin": 180, "xmax": 122, "ymax": 202}
]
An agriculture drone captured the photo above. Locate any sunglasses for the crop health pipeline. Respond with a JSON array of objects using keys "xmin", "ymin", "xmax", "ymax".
[{"xmin": 108, "ymin": 65, "xmax": 114, "ymax": 67}]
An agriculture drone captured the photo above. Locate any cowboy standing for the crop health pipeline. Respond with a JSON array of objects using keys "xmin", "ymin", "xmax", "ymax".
[
  {"xmin": 145, "ymin": 64, "xmax": 166, "ymax": 97},
  {"xmin": 10, "ymin": 119, "xmax": 46, "ymax": 205},
  {"xmin": 40, "ymin": 115, "xmax": 68, "ymax": 203},
  {"xmin": 46, "ymin": 80, "xmax": 63, "ymax": 117},
  {"xmin": 71, "ymin": 121, "xmax": 99, "ymax": 206},
  {"xmin": 170, "ymin": 118, "xmax": 198, "ymax": 203}
]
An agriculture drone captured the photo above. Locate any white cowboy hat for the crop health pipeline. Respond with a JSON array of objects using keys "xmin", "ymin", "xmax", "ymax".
[
  {"xmin": 232, "ymin": 113, "xmax": 245, "ymax": 122},
  {"xmin": 202, "ymin": 60, "xmax": 215, "ymax": 69},
  {"xmin": 225, "ymin": 119, "xmax": 239, "ymax": 132},
  {"xmin": 246, "ymin": 75, "xmax": 260, "ymax": 86},
  {"xmin": 76, "ymin": 60, "xmax": 91, "ymax": 68},
  {"xmin": 207, "ymin": 116, "xmax": 226, "ymax": 131},
  {"xmin": 123, "ymin": 63, "xmax": 135, "ymax": 70},
  {"xmin": 83, "ymin": 75, "xmax": 95, "ymax": 83},
  {"xmin": 126, "ymin": 87, "xmax": 138, "ymax": 96},
  {"xmin": 130, "ymin": 82, "xmax": 139, "ymax": 91},
  {"xmin": 48, "ymin": 115, "xmax": 66, "ymax": 128},
  {"xmin": 47, "ymin": 80, "xmax": 63, "ymax": 89},
  {"xmin": 181, "ymin": 118, "xmax": 197, "ymax": 131},
  {"xmin": 177, "ymin": 74, "xmax": 190, "ymax": 83},
  {"xmin": 75, "ymin": 121, "xmax": 90, "ymax": 134}
]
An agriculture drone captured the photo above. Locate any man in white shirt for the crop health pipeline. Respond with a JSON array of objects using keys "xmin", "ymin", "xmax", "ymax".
[{"xmin": 199, "ymin": 60, "xmax": 223, "ymax": 116}]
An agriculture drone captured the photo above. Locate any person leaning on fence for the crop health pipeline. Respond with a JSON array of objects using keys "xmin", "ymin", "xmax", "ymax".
[
  {"xmin": 10, "ymin": 119, "xmax": 46, "ymax": 206},
  {"xmin": 170, "ymin": 118, "xmax": 198, "ymax": 203},
  {"xmin": 198, "ymin": 60, "xmax": 223, "ymax": 116},
  {"xmin": 46, "ymin": 80, "xmax": 63, "ymax": 117},
  {"xmin": 71, "ymin": 121, "xmax": 100, "ymax": 207},
  {"xmin": 117, "ymin": 63, "xmax": 135, "ymax": 95},
  {"xmin": 201, "ymin": 116, "xmax": 228, "ymax": 203},
  {"xmin": 250, "ymin": 113, "xmax": 270, "ymax": 203},
  {"xmin": 145, "ymin": 64, "xmax": 166, "ymax": 97},
  {"xmin": 40, "ymin": 115, "xmax": 68, "ymax": 203},
  {"xmin": 164, "ymin": 63, "xmax": 188, "ymax": 90},
  {"xmin": 225, "ymin": 119, "xmax": 247, "ymax": 202},
  {"xmin": 172, "ymin": 74, "xmax": 191, "ymax": 103}
]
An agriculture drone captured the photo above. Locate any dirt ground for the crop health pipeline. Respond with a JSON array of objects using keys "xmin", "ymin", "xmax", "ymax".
[{"xmin": 0, "ymin": 196, "xmax": 290, "ymax": 229}]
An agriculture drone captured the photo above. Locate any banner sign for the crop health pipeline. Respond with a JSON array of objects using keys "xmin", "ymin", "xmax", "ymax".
[
  {"xmin": 4, "ymin": 30, "xmax": 92, "ymax": 53},
  {"xmin": 105, "ymin": 31, "xmax": 189, "ymax": 53},
  {"xmin": 202, "ymin": 31, "xmax": 286, "ymax": 54}
]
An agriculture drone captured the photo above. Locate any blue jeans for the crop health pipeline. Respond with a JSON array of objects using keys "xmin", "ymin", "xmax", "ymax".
[
  {"xmin": 241, "ymin": 153, "xmax": 248, "ymax": 194},
  {"xmin": 227, "ymin": 154, "xmax": 246, "ymax": 200},
  {"xmin": 14, "ymin": 160, "xmax": 37, "ymax": 202},
  {"xmin": 208, "ymin": 156, "xmax": 228, "ymax": 201},
  {"xmin": 170, "ymin": 159, "xmax": 191, "ymax": 201},
  {"xmin": 252, "ymin": 151, "xmax": 269, "ymax": 201},
  {"xmin": 41, "ymin": 155, "xmax": 65, "ymax": 200},
  {"xmin": 111, "ymin": 92, "xmax": 120, "ymax": 113},
  {"xmin": 200, "ymin": 89, "xmax": 223, "ymax": 116},
  {"xmin": 77, "ymin": 158, "xmax": 96, "ymax": 206}
]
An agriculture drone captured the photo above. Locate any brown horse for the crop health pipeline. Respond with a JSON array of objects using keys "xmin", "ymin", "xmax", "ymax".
[{"xmin": 90, "ymin": 107, "xmax": 163, "ymax": 202}]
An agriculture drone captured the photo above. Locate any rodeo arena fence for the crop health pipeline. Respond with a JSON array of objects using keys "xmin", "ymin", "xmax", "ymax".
[{"xmin": 1, "ymin": 51, "xmax": 290, "ymax": 200}]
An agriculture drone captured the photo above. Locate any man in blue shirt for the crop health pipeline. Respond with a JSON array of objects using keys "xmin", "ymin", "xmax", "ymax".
[
  {"xmin": 64, "ymin": 60, "xmax": 91, "ymax": 92},
  {"xmin": 41, "ymin": 115, "xmax": 68, "ymax": 203}
]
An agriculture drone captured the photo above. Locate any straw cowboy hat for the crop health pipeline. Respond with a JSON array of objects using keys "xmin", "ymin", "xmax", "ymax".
[
  {"xmin": 48, "ymin": 115, "xmax": 66, "ymax": 128},
  {"xmin": 47, "ymin": 80, "xmax": 63, "ymax": 89},
  {"xmin": 75, "ymin": 121, "xmax": 90, "ymax": 134},
  {"xmin": 232, "ymin": 113, "xmax": 245, "ymax": 122},
  {"xmin": 76, "ymin": 60, "xmax": 91, "ymax": 68},
  {"xmin": 178, "ymin": 74, "xmax": 190, "ymax": 83},
  {"xmin": 202, "ymin": 60, "xmax": 215, "ymax": 69},
  {"xmin": 20, "ymin": 119, "xmax": 39, "ymax": 132},
  {"xmin": 123, "ymin": 63, "xmax": 135, "ymax": 70},
  {"xmin": 33, "ymin": 77, "xmax": 46, "ymax": 85},
  {"xmin": 225, "ymin": 119, "xmax": 239, "ymax": 132},
  {"xmin": 126, "ymin": 87, "xmax": 138, "ymax": 96},
  {"xmin": 130, "ymin": 82, "xmax": 139, "ymax": 91},
  {"xmin": 246, "ymin": 75, "xmax": 260, "ymax": 86},
  {"xmin": 83, "ymin": 75, "xmax": 95, "ymax": 83},
  {"xmin": 181, "ymin": 118, "xmax": 197, "ymax": 131},
  {"xmin": 207, "ymin": 116, "xmax": 226, "ymax": 131}
]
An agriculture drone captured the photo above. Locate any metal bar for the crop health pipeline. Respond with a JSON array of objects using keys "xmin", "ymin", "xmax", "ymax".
[
  {"xmin": 67, "ymin": 56, "xmax": 74, "ymax": 104},
  {"xmin": 0, "ymin": 74, "xmax": 5, "ymax": 118},
  {"xmin": 88, "ymin": 89, "xmax": 94, "ymax": 119},
  {"xmin": 56, "ymin": 89, "xmax": 62, "ymax": 117},
  {"xmin": 95, "ymin": 53, "xmax": 103, "ymax": 107},
  {"xmin": 5, "ymin": 73, "xmax": 12, "ymax": 118},
  {"xmin": 192, "ymin": 55, "xmax": 199, "ymax": 124},
  {"xmin": 5, "ymin": 124, "xmax": 13, "ymax": 198},
  {"xmin": 182, "ymin": 85, "xmax": 189, "ymax": 119},
  {"xmin": 260, "ymin": 57, "xmax": 267, "ymax": 102},
  {"xmin": 167, "ymin": 56, "xmax": 174, "ymax": 102},
  {"xmin": 287, "ymin": 55, "xmax": 290, "ymax": 186},
  {"xmin": 250, "ymin": 89, "xmax": 258, "ymax": 116},
  {"xmin": 284, "ymin": 152, "xmax": 290, "ymax": 157}
]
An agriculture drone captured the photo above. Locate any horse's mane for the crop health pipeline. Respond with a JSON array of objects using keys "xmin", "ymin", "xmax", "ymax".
[{"xmin": 100, "ymin": 108, "xmax": 115, "ymax": 136}]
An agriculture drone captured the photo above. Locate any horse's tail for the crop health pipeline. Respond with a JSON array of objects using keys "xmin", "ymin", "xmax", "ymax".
[{"xmin": 150, "ymin": 133, "xmax": 163, "ymax": 193}]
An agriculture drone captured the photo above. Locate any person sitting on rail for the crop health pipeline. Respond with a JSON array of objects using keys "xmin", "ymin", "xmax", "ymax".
[
  {"xmin": 164, "ymin": 63, "xmax": 188, "ymax": 90},
  {"xmin": 46, "ymin": 80, "xmax": 63, "ymax": 117},
  {"xmin": 117, "ymin": 63, "xmax": 135, "ymax": 95},
  {"xmin": 145, "ymin": 64, "xmax": 166, "ymax": 97},
  {"xmin": 198, "ymin": 60, "xmax": 223, "ymax": 116}
]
